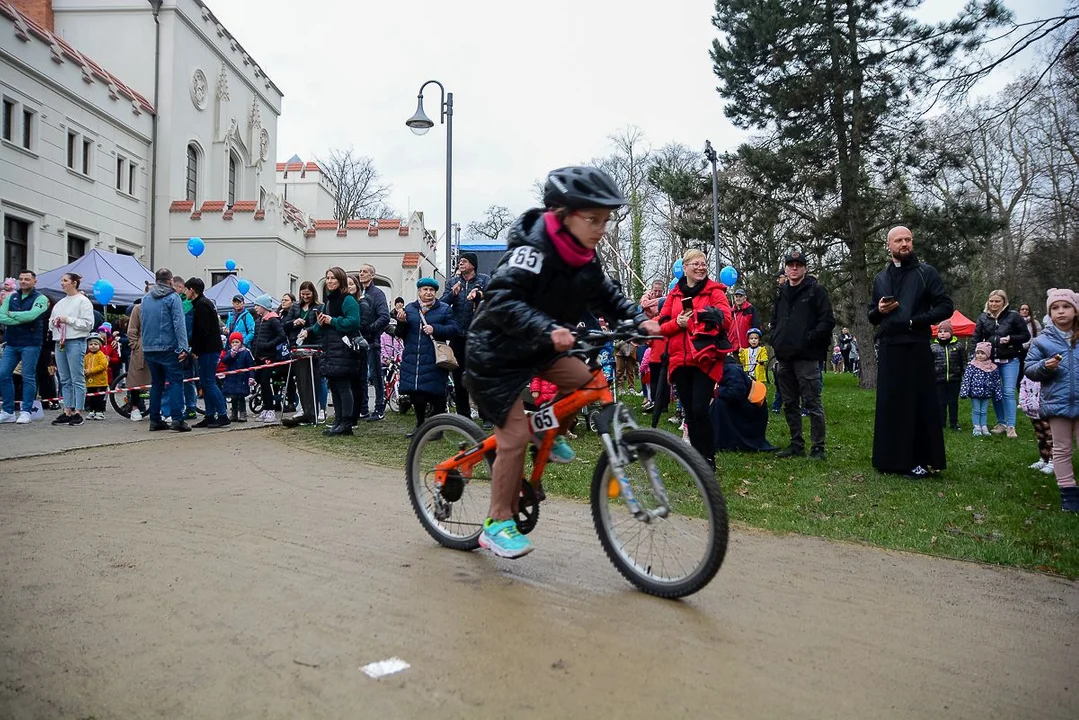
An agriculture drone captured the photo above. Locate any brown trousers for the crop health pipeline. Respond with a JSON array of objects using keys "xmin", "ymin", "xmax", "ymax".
[{"xmin": 492, "ymin": 357, "xmax": 594, "ymax": 495}]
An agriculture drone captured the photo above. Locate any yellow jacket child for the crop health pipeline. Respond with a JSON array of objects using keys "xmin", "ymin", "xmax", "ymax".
[
  {"xmin": 738, "ymin": 328, "xmax": 769, "ymax": 383},
  {"xmin": 84, "ymin": 337, "xmax": 110, "ymax": 388}
]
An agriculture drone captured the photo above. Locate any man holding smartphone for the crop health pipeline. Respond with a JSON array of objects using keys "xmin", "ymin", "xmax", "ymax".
[
  {"xmin": 868, "ymin": 226, "xmax": 954, "ymax": 477},
  {"xmin": 770, "ymin": 250, "xmax": 835, "ymax": 459}
]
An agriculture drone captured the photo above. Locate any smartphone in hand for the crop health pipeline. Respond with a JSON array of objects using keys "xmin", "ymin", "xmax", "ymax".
[
  {"xmin": 681, "ymin": 298, "xmax": 693, "ymax": 312},
  {"xmin": 880, "ymin": 295, "xmax": 897, "ymax": 304}
]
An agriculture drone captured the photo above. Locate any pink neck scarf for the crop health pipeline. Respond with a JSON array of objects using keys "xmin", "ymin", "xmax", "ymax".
[{"xmin": 544, "ymin": 212, "xmax": 595, "ymax": 268}]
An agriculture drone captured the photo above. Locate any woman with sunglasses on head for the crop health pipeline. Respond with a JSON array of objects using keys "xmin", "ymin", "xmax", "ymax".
[{"xmin": 465, "ymin": 166, "xmax": 661, "ymax": 559}]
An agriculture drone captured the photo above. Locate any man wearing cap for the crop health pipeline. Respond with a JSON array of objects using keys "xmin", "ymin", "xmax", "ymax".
[
  {"xmin": 225, "ymin": 295, "xmax": 255, "ymax": 347},
  {"xmin": 728, "ymin": 287, "xmax": 760, "ymax": 352},
  {"xmin": 868, "ymin": 226, "xmax": 954, "ymax": 478},
  {"xmin": 770, "ymin": 250, "xmax": 835, "ymax": 459},
  {"xmin": 441, "ymin": 252, "xmax": 491, "ymax": 419}
]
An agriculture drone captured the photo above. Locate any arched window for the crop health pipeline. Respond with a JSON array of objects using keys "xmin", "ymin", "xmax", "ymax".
[
  {"xmin": 185, "ymin": 144, "xmax": 198, "ymax": 202},
  {"xmin": 228, "ymin": 152, "xmax": 238, "ymax": 208}
]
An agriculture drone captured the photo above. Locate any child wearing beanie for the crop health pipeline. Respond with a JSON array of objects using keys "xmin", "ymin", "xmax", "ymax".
[
  {"xmin": 221, "ymin": 331, "xmax": 253, "ymax": 422},
  {"xmin": 960, "ymin": 341, "xmax": 1003, "ymax": 436},
  {"xmin": 932, "ymin": 319, "xmax": 967, "ymax": 430},
  {"xmin": 1024, "ymin": 288, "xmax": 1079, "ymax": 511}
]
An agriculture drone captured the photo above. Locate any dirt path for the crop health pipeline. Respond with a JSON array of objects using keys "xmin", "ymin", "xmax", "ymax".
[{"xmin": 1, "ymin": 432, "xmax": 1075, "ymax": 719}]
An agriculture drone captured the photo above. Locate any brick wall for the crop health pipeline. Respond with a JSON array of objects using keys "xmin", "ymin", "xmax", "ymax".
[{"xmin": 11, "ymin": 0, "xmax": 53, "ymax": 30}]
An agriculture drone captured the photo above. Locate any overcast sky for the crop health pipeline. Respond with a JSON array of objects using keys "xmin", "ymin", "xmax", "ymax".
[{"xmin": 204, "ymin": 0, "xmax": 1065, "ymax": 241}]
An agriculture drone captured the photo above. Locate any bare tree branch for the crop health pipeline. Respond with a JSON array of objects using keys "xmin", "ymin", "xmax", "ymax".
[{"xmin": 315, "ymin": 148, "xmax": 393, "ymax": 223}]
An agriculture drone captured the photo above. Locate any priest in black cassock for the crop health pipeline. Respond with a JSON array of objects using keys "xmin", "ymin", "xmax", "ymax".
[{"xmin": 868, "ymin": 226, "xmax": 954, "ymax": 477}]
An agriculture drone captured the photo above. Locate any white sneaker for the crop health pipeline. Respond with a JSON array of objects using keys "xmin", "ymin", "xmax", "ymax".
[
  {"xmin": 162, "ymin": 416, "xmax": 171, "ymax": 423},
  {"xmin": 263, "ymin": 410, "xmax": 277, "ymax": 422},
  {"xmin": 1030, "ymin": 459, "xmax": 1047, "ymax": 470},
  {"xmin": 317, "ymin": 410, "xmax": 326, "ymax": 423},
  {"xmin": 130, "ymin": 409, "xmax": 142, "ymax": 422},
  {"xmin": 0, "ymin": 411, "xmax": 16, "ymax": 423},
  {"xmin": 15, "ymin": 411, "xmax": 31, "ymax": 424},
  {"xmin": 1040, "ymin": 463, "xmax": 1056, "ymax": 475}
]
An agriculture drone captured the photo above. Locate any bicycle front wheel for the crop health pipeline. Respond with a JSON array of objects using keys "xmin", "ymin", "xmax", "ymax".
[
  {"xmin": 406, "ymin": 413, "xmax": 494, "ymax": 551},
  {"xmin": 591, "ymin": 428, "xmax": 728, "ymax": 598}
]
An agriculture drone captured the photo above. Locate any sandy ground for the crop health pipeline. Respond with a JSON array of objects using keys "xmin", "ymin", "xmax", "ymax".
[{"xmin": 1, "ymin": 431, "xmax": 1076, "ymax": 720}]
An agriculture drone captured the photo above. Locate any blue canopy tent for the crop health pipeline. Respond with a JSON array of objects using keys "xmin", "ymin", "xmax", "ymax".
[
  {"xmin": 36, "ymin": 249, "xmax": 154, "ymax": 306},
  {"xmin": 204, "ymin": 274, "xmax": 267, "ymax": 312}
]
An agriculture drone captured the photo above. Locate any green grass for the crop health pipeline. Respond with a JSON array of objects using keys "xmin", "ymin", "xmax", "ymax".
[{"xmin": 278, "ymin": 373, "xmax": 1079, "ymax": 577}]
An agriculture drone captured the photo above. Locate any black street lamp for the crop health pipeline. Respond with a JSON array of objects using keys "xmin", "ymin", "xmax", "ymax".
[
  {"xmin": 406, "ymin": 80, "xmax": 453, "ymax": 281},
  {"xmin": 703, "ymin": 140, "xmax": 721, "ymax": 272}
]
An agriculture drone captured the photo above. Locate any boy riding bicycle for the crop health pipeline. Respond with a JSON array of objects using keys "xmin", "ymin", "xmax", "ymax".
[{"xmin": 464, "ymin": 166, "xmax": 661, "ymax": 559}]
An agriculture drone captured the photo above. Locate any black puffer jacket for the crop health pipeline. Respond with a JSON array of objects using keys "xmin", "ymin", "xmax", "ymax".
[
  {"xmin": 973, "ymin": 306, "xmax": 1030, "ymax": 362},
  {"xmin": 465, "ymin": 208, "xmax": 645, "ymax": 426},
  {"xmin": 770, "ymin": 276, "xmax": 835, "ymax": 362},
  {"xmin": 867, "ymin": 254, "xmax": 953, "ymax": 346},
  {"xmin": 313, "ymin": 290, "xmax": 360, "ymax": 379},
  {"xmin": 251, "ymin": 312, "xmax": 287, "ymax": 362}
]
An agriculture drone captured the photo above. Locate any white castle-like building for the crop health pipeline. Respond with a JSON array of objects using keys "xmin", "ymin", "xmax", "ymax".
[{"xmin": 0, "ymin": 0, "xmax": 439, "ymax": 298}]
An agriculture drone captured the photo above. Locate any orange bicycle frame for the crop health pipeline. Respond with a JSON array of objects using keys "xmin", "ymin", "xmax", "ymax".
[{"xmin": 433, "ymin": 367, "xmax": 613, "ymax": 486}]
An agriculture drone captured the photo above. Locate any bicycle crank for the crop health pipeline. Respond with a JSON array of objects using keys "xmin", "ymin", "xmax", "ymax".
[{"xmin": 515, "ymin": 480, "xmax": 540, "ymax": 535}]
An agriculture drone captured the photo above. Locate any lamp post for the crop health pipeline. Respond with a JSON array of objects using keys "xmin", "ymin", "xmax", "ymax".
[
  {"xmin": 703, "ymin": 140, "xmax": 721, "ymax": 274},
  {"xmin": 405, "ymin": 80, "xmax": 453, "ymax": 281},
  {"xmin": 147, "ymin": 0, "xmax": 163, "ymax": 269}
]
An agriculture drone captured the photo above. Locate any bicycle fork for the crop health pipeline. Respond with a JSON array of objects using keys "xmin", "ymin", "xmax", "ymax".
[{"xmin": 595, "ymin": 404, "xmax": 670, "ymax": 523}]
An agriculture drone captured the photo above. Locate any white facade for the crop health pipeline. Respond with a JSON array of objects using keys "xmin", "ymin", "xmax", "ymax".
[
  {"xmin": 0, "ymin": 3, "xmax": 153, "ymax": 276},
  {"xmin": 1, "ymin": 1, "xmax": 438, "ymax": 301}
]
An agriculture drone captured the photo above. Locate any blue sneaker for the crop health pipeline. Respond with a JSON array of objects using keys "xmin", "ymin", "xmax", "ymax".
[
  {"xmin": 548, "ymin": 435, "xmax": 576, "ymax": 464},
  {"xmin": 478, "ymin": 518, "xmax": 534, "ymax": 559}
]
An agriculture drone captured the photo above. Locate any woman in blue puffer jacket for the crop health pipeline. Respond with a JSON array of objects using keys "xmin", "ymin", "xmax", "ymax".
[
  {"xmin": 394, "ymin": 277, "xmax": 459, "ymax": 437},
  {"xmin": 1024, "ymin": 288, "xmax": 1079, "ymax": 512}
]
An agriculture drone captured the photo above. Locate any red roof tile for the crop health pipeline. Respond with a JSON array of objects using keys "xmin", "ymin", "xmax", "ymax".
[
  {"xmin": 377, "ymin": 219, "xmax": 401, "ymax": 229},
  {"xmin": 286, "ymin": 162, "xmax": 303, "ymax": 172},
  {"xmin": 336, "ymin": 229, "xmax": 347, "ymax": 237},
  {"xmin": 304, "ymin": 162, "xmax": 321, "ymax": 173},
  {"xmin": 190, "ymin": 211, "xmax": 202, "ymax": 220},
  {"xmin": 170, "ymin": 200, "xmax": 194, "ymax": 213},
  {"xmin": 275, "ymin": 162, "xmax": 286, "ymax": 172},
  {"xmin": 402, "ymin": 253, "xmax": 420, "ymax": 268},
  {"xmin": 254, "ymin": 210, "xmax": 266, "ymax": 220},
  {"xmin": 0, "ymin": 4, "xmax": 154, "ymax": 113},
  {"xmin": 304, "ymin": 229, "xmax": 315, "ymax": 239},
  {"xmin": 345, "ymin": 219, "xmax": 369, "ymax": 230},
  {"xmin": 232, "ymin": 200, "xmax": 257, "ymax": 212},
  {"xmin": 313, "ymin": 219, "xmax": 338, "ymax": 230},
  {"xmin": 222, "ymin": 210, "xmax": 234, "ymax": 220},
  {"xmin": 200, "ymin": 200, "xmax": 226, "ymax": 213},
  {"xmin": 399, "ymin": 226, "xmax": 410, "ymax": 236}
]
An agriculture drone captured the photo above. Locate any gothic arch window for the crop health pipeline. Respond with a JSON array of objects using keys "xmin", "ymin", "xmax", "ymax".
[
  {"xmin": 185, "ymin": 143, "xmax": 200, "ymax": 202},
  {"xmin": 228, "ymin": 151, "xmax": 239, "ymax": 208}
]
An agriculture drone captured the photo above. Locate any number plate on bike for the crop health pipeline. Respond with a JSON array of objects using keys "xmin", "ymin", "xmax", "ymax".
[{"xmin": 529, "ymin": 406, "xmax": 558, "ymax": 433}]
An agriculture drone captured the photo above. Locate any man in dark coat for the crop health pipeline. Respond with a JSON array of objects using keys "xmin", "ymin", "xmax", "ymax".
[
  {"xmin": 868, "ymin": 226, "xmax": 954, "ymax": 477},
  {"xmin": 356, "ymin": 264, "xmax": 391, "ymax": 421},
  {"xmin": 440, "ymin": 252, "xmax": 490, "ymax": 419},
  {"xmin": 770, "ymin": 250, "xmax": 835, "ymax": 459},
  {"xmin": 838, "ymin": 327, "xmax": 855, "ymax": 372},
  {"xmin": 184, "ymin": 277, "xmax": 229, "ymax": 428}
]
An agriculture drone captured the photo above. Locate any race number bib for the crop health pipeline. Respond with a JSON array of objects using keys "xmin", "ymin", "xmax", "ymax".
[
  {"xmin": 507, "ymin": 246, "xmax": 543, "ymax": 274},
  {"xmin": 529, "ymin": 406, "xmax": 558, "ymax": 433}
]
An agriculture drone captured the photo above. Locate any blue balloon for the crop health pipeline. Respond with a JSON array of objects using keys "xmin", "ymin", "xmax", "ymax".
[
  {"xmin": 236, "ymin": 279, "xmax": 251, "ymax": 295},
  {"xmin": 720, "ymin": 265, "xmax": 739, "ymax": 286},
  {"xmin": 225, "ymin": 259, "xmax": 237, "ymax": 272},
  {"xmin": 668, "ymin": 278, "xmax": 678, "ymax": 292},
  {"xmin": 92, "ymin": 278, "xmax": 114, "ymax": 305},
  {"xmin": 672, "ymin": 259, "xmax": 684, "ymax": 279},
  {"xmin": 187, "ymin": 236, "xmax": 205, "ymax": 258}
]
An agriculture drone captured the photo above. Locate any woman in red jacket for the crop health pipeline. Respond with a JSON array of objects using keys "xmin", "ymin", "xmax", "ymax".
[{"xmin": 657, "ymin": 249, "xmax": 732, "ymax": 469}]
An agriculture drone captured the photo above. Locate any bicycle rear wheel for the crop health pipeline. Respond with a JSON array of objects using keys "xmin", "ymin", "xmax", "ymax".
[
  {"xmin": 109, "ymin": 372, "xmax": 132, "ymax": 418},
  {"xmin": 591, "ymin": 428, "xmax": 728, "ymax": 598},
  {"xmin": 406, "ymin": 413, "xmax": 494, "ymax": 551}
]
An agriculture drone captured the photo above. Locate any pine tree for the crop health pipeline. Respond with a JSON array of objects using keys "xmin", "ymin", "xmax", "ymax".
[{"xmin": 710, "ymin": 0, "xmax": 1008, "ymax": 387}]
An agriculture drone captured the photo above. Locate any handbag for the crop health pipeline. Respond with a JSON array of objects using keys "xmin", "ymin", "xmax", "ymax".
[{"xmin": 419, "ymin": 309, "xmax": 458, "ymax": 371}]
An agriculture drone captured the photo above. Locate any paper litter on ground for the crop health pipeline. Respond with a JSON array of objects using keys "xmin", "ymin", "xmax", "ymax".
[{"xmin": 361, "ymin": 657, "xmax": 410, "ymax": 678}]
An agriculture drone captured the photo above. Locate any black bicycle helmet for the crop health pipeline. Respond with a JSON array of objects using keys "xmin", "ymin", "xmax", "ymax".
[{"xmin": 543, "ymin": 166, "xmax": 628, "ymax": 209}]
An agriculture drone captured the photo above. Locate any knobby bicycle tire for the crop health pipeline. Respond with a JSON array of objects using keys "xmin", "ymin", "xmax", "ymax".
[
  {"xmin": 406, "ymin": 413, "xmax": 495, "ymax": 551},
  {"xmin": 590, "ymin": 428, "xmax": 728, "ymax": 598}
]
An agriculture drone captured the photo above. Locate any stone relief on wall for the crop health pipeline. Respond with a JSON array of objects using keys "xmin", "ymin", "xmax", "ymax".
[
  {"xmin": 191, "ymin": 68, "xmax": 208, "ymax": 110},
  {"xmin": 259, "ymin": 128, "xmax": 270, "ymax": 162}
]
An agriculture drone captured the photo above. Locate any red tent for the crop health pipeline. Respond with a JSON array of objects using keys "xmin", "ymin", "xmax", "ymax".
[{"xmin": 932, "ymin": 310, "xmax": 976, "ymax": 337}]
